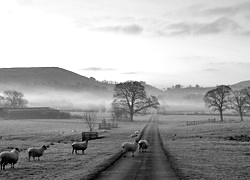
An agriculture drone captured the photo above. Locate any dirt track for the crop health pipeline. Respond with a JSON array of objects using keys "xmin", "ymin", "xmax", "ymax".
[{"xmin": 95, "ymin": 118, "xmax": 179, "ymax": 180}]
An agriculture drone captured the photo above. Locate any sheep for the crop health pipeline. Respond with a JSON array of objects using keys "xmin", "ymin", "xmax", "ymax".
[
  {"xmin": 134, "ymin": 130, "xmax": 140, "ymax": 134},
  {"xmin": 28, "ymin": 145, "xmax": 47, "ymax": 161},
  {"xmin": 72, "ymin": 140, "xmax": 88, "ymax": 154},
  {"xmin": 0, "ymin": 148, "xmax": 20, "ymax": 170},
  {"xmin": 121, "ymin": 139, "xmax": 139, "ymax": 157},
  {"xmin": 138, "ymin": 139, "xmax": 149, "ymax": 153}
]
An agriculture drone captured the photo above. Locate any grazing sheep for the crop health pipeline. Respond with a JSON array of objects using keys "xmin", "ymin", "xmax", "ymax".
[
  {"xmin": 72, "ymin": 140, "xmax": 88, "ymax": 154},
  {"xmin": 172, "ymin": 134, "xmax": 177, "ymax": 141},
  {"xmin": 0, "ymin": 148, "xmax": 20, "ymax": 170},
  {"xmin": 28, "ymin": 145, "xmax": 47, "ymax": 161},
  {"xmin": 134, "ymin": 130, "xmax": 140, "ymax": 134},
  {"xmin": 121, "ymin": 139, "xmax": 139, "ymax": 157},
  {"xmin": 138, "ymin": 139, "xmax": 149, "ymax": 153}
]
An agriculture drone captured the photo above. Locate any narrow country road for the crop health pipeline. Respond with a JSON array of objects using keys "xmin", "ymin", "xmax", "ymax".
[{"xmin": 95, "ymin": 117, "xmax": 179, "ymax": 180}]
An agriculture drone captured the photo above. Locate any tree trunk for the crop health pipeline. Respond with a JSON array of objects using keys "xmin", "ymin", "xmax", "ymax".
[
  {"xmin": 239, "ymin": 111, "xmax": 244, "ymax": 121},
  {"xmin": 130, "ymin": 112, "xmax": 134, "ymax": 122},
  {"xmin": 219, "ymin": 110, "xmax": 223, "ymax": 122},
  {"xmin": 129, "ymin": 106, "xmax": 134, "ymax": 122}
]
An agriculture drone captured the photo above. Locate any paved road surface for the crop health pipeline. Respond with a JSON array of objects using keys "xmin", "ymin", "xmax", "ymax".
[{"xmin": 96, "ymin": 118, "xmax": 179, "ymax": 180}]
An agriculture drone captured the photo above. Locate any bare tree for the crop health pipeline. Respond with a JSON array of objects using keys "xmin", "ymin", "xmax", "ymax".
[
  {"xmin": 242, "ymin": 87, "xmax": 250, "ymax": 105},
  {"xmin": 229, "ymin": 89, "xmax": 249, "ymax": 121},
  {"xmin": 112, "ymin": 81, "xmax": 159, "ymax": 122},
  {"xmin": 82, "ymin": 112, "xmax": 97, "ymax": 132},
  {"xmin": 203, "ymin": 85, "xmax": 232, "ymax": 121},
  {"xmin": 1, "ymin": 90, "xmax": 28, "ymax": 108}
]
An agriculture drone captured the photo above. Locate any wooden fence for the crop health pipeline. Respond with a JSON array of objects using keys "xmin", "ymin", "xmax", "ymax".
[
  {"xmin": 99, "ymin": 122, "xmax": 118, "ymax": 129},
  {"xmin": 99, "ymin": 123, "xmax": 111, "ymax": 130},
  {"xmin": 186, "ymin": 118, "xmax": 216, "ymax": 126}
]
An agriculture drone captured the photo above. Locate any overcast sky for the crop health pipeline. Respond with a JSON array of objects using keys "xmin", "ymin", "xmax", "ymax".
[{"xmin": 0, "ymin": 0, "xmax": 250, "ymax": 88}]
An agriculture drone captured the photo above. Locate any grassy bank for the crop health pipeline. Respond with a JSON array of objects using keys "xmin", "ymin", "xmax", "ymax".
[
  {"xmin": 158, "ymin": 114, "xmax": 250, "ymax": 180},
  {"xmin": 0, "ymin": 116, "xmax": 150, "ymax": 180}
]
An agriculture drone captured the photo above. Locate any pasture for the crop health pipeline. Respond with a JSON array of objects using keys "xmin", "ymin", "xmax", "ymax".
[
  {"xmin": 158, "ymin": 114, "xmax": 250, "ymax": 180},
  {"xmin": 0, "ymin": 115, "xmax": 150, "ymax": 180}
]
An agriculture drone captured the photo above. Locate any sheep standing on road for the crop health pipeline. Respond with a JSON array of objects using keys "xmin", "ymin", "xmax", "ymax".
[
  {"xmin": 138, "ymin": 139, "xmax": 149, "ymax": 153},
  {"xmin": 28, "ymin": 145, "xmax": 47, "ymax": 161},
  {"xmin": 0, "ymin": 148, "xmax": 20, "ymax": 170},
  {"xmin": 72, "ymin": 140, "xmax": 88, "ymax": 154},
  {"xmin": 121, "ymin": 139, "xmax": 139, "ymax": 157}
]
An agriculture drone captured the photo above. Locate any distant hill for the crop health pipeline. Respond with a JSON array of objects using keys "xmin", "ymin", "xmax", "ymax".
[
  {"xmin": 1, "ymin": 67, "xmax": 249, "ymax": 111},
  {"xmin": 0, "ymin": 67, "xmax": 112, "ymax": 93},
  {"xmin": 231, "ymin": 80, "xmax": 250, "ymax": 89},
  {"xmin": 0, "ymin": 67, "xmax": 163, "ymax": 110}
]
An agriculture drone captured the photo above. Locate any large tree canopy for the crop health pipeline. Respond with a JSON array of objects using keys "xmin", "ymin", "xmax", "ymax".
[
  {"xmin": 0, "ymin": 90, "xmax": 28, "ymax": 108},
  {"xmin": 203, "ymin": 85, "xmax": 232, "ymax": 121},
  {"xmin": 112, "ymin": 81, "xmax": 159, "ymax": 122},
  {"xmin": 229, "ymin": 89, "xmax": 249, "ymax": 121}
]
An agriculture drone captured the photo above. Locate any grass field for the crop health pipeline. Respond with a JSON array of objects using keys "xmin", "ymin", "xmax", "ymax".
[
  {"xmin": 1, "ymin": 113, "xmax": 249, "ymax": 179},
  {"xmin": 0, "ymin": 114, "xmax": 151, "ymax": 180},
  {"xmin": 158, "ymin": 114, "xmax": 250, "ymax": 180}
]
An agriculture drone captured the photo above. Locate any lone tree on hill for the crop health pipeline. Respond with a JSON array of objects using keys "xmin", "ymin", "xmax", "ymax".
[
  {"xmin": 203, "ymin": 85, "xmax": 232, "ymax": 121},
  {"xmin": 229, "ymin": 89, "xmax": 249, "ymax": 121},
  {"xmin": 112, "ymin": 81, "xmax": 159, "ymax": 122},
  {"xmin": 0, "ymin": 90, "xmax": 28, "ymax": 108}
]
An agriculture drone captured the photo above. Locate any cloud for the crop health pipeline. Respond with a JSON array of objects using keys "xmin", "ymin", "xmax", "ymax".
[
  {"xmin": 121, "ymin": 72, "xmax": 138, "ymax": 74},
  {"xmin": 95, "ymin": 24, "xmax": 143, "ymax": 35},
  {"xmin": 204, "ymin": 68, "xmax": 219, "ymax": 72},
  {"xmin": 209, "ymin": 62, "xmax": 250, "ymax": 66},
  {"xmin": 204, "ymin": 2, "xmax": 250, "ymax": 17},
  {"xmin": 168, "ymin": 17, "xmax": 240, "ymax": 35},
  {"xmin": 243, "ymin": 31, "xmax": 250, "ymax": 36},
  {"xmin": 81, "ymin": 67, "xmax": 117, "ymax": 71}
]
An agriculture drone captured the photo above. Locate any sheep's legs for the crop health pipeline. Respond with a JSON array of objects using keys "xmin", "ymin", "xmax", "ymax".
[
  {"xmin": 82, "ymin": 150, "xmax": 84, "ymax": 154},
  {"xmin": 132, "ymin": 153, "xmax": 135, "ymax": 157}
]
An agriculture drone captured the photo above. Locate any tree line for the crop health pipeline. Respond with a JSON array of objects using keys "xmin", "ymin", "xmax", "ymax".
[{"xmin": 203, "ymin": 85, "xmax": 250, "ymax": 121}]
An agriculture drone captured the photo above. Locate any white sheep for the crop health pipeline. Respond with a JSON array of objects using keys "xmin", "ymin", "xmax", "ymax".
[
  {"xmin": 138, "ymin": 139, "xmax": 149, "ymax": 153},
  {"xmin": 27, "ymin": 145, "xmax": 47, "ymax": 161},
  {"xmin": 121, "ymin": 139, "xmax": 139, "ymax": 157},
  {"xmin": 0, "ymin": 148, "xmax": 20, "ymax": 170},
  {"xmin": 72, "ymin": 140, "xmax": 88, "ymax": 154},
  {"xmin": 134, "ymin": 130, "xmax": 140, "ymax": 134}
]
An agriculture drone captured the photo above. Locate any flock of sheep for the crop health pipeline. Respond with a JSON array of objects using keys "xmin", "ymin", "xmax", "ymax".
[
  {"xmin": 122, "ymin": 129, "xmax": 149, "ymax": 157},
  {"xmin": 0, "ymin": 129, "xmax": 148, "ymax": 170}
]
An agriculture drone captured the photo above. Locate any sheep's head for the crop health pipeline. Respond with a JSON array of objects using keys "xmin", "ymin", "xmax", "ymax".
[
  {"xmin": 42, "ymin": 145, "xmax": 47, "ymax": 150},
  {"xmin": 14, "ymin": 148, "xmax": 20, "ymax": 152}
]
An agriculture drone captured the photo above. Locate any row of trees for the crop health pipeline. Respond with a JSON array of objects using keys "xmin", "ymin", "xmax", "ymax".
[
  {"xmin": 204, "ymin": 85, "xmax": 250, "ymax": 121},
  {"xmin": 0, "ymin": 90, "xmax": 28, "ymax": 108}
]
